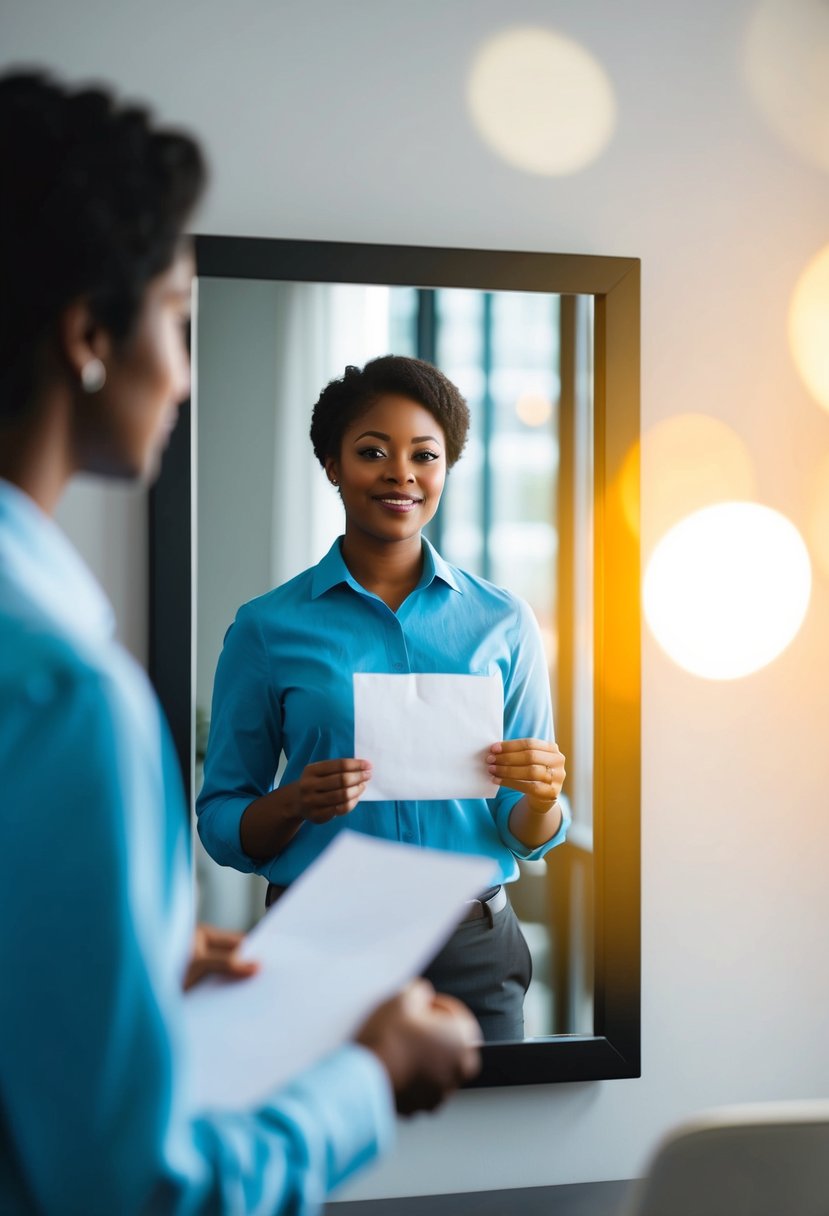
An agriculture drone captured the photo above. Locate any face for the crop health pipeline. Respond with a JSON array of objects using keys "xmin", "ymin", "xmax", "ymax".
[
  {"xmin": 74, "ymin": 248, "xmax": 194, "ymax": 482},
  {"xmin": 326, "ymin": 394, "xmax": 447, "ymax": 547}
]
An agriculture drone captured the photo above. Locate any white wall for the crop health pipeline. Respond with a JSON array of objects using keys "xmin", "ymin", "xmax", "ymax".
[{"xmin": 5, "ymin": 0, "xmax": 829, "ymax": 1200}]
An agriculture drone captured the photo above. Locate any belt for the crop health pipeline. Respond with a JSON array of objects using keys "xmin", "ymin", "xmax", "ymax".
[
  {"xmin": 265, "ymin": 882, "xmax": 507, "ymax": 921},
  {"xmin": 460, "ymin": 885, "xmax": 506, "ymax": 923}
]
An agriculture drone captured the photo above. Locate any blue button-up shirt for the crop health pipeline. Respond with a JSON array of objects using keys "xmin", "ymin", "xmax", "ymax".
[
  {"xmin": 197, "ymin": 537, "xmax": 569, "ymax": 886},
  {"xmin": 0, "ymin": 480, "xmax": 393, "ymax": 1215}
]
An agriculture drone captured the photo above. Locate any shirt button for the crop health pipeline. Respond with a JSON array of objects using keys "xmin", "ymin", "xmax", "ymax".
[
  {"xmin": 393, "ymin": 662, "xmax": 405, "ymax": 671},
  {"xmin": 403, "ymin": 831, "xmax": 414, "ymax": 841}
]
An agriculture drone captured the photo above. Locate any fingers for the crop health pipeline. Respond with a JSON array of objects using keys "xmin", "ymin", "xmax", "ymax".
[
  {"xmin": 197, "ymin": 925, "xmax": 245, "ymax": 951},
  {"xmin": 354, "ymin": 985, "xmax": 482, "ymax": 1116},
  {"xmin": 183, "ymin": 924, "xmax": 260, "ymax": 991},
  {"xmin": 487, "ymin": 740, "xmax": 565, "ymax": 797},
  {"xmin": 298, "ymin": 758, "xmax": 372, "ymax": 823}
]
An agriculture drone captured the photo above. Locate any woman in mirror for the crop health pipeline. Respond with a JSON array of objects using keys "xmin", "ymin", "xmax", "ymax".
[
  {"xmin": 0, "ymin": 73, "xmax": 480, "ymax": 1215},
  {"xmin": 197, "ymin": 356, "xmax": 568, "ymax": 1042}
]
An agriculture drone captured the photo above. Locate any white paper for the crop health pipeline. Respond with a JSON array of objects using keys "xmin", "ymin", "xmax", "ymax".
[
  {"xmin": 183, "ymin": 831, "xmax": 494, "ymax": 1111},
  {"xmin": 353, "ymin": 672, "xmax": 502, "ymax": 800}
]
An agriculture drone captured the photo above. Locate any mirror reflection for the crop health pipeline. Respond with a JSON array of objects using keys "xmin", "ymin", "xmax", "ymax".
[{"xmin": 193, "ymin": 276, "xmax": 596, "ymax": 1040}]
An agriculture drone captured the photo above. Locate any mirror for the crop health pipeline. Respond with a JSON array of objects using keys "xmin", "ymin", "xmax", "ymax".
[{"xmin": 149, "ymin": 236, "xmax": 640, "ymax": 1085}]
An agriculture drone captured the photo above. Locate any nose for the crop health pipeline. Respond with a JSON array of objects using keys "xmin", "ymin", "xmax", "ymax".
[
  {"xmin": 384, "ymin": 454, "xmax": 415, "ymax": 483},
  {"xmin": 175, "ymin": 348, "xmax": 191, "ymax": 405}
]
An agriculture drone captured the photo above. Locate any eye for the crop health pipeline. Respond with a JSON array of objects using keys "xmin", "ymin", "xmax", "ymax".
[
  {"xmin": 413, "ymin": 449, "xmax": 440, "ymax": 463},
  {"xmin": 357, "ymin": 446, "xmax": 386, "ymax": 460}
]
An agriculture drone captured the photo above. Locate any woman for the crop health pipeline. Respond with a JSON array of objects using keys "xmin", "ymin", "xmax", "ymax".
[
  {"xmin": 197, "ymin": 355, "xmax": 568, "ymax": 1041},
  {"xmin": 0, "ymin": 72, "xmax": 478, "ymax": 1216}
]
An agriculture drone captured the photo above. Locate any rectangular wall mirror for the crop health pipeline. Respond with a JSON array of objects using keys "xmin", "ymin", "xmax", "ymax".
[{"xmin": 149, "ymin": 236, "xmax": 641, "ymax": 1087}]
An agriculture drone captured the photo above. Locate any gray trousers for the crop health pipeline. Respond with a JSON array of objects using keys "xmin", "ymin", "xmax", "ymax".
[{"xmin": 421, "ymin": 895, "xmax": 532, "ymax": 1043}]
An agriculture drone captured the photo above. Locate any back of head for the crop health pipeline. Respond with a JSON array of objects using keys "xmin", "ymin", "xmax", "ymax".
[{"xmin": 0, "ymin": 70, "xmax": 207, "ymax": 421}]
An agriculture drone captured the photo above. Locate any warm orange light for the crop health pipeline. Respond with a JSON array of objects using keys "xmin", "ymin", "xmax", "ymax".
[
  {"xmin": 644, "ymin": 503, "xmax": 811, "ymax": 679},
  {"xmin": 466, "ymin": 27, "xmax": 616, "ymax": 176},
  {"xmin": 807, "ymin": 451, "xmax": 829, "ymax": 581},
  {"xmin": 789, "ymin": 243, "xmax": 829, "ymax": 414},
  {"xmin": 620, "ymin": 414, "xmax": 756, "ymax": 544}
]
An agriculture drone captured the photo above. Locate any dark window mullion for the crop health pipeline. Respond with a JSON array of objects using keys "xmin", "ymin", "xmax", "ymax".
[{"xmin": 481, "ymin": 292, "xmax": 494, "ymax": 581}]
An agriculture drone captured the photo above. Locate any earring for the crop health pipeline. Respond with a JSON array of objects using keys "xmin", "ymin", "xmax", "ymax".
[
  {"xmin": 330, "ymin": 477, "xmax": 339, "ymax": 487},
  {"xmin": 80, "ymin": 358, "xmax": 106, "ymax": 394}
]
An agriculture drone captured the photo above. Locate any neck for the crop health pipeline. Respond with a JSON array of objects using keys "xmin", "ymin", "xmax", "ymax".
[
  {"xmin": 0, "ymin": 392, "xmax": 75, "ymax": 515},
  {"xmin": 340, "ymin": 529, "xmax": 425, "ymax": 608}
]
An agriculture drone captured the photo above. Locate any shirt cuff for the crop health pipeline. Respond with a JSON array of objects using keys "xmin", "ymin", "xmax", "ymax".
[
  {"xmin": 262, "ymin": 1043, "xmax": 396, "ymax": 1196},
  {"xmin": 196, "ymin": 795, "xmax": 263, "ymax": 874},
  {"xmin": 497, "ymin": 794, "xmax": 572, "ymax": 861}
]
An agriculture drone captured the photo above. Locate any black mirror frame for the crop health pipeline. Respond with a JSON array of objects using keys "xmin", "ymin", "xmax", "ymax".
[{"xmin": 149, "ymin": 235, "xmax": 640, "ymax": 1087}]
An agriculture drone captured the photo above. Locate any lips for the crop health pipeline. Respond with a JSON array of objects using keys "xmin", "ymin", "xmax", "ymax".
[{"xmin": 372, "ymin": 494, "xmax": 423, "ymax": 511}]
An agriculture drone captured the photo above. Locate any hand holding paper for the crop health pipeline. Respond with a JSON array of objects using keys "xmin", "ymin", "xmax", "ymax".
[
  {"xmin": 354, "ymin": 672, "xmax": 503, "ymax": 800},
  {"xmin": 183, "ymin": 831, "xmax": 494, "ymax": 1111}
]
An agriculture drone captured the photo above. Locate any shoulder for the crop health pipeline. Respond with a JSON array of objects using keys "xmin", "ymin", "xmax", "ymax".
[
  {"xmin": 0, "ymin": 614, "xmax": 106, "ymax": 705},
  {"xmin": 234, "ymin": 564, "xmax": 318, "ymax": 625},
  {"xmin": 445, "ymin": 563, "xmax": 532, "ymax": 621},
  {"xmin": 0, "ymin": 612, "xmax": 158, "ymax": 759}
]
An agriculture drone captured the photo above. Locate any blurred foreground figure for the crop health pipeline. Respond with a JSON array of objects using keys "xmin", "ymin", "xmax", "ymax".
[{"xmin": 0, "ymin": 71, "xmax": 479, "ymax": 1216}]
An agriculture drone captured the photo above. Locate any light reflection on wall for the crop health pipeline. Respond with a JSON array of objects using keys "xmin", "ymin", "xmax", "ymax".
[
  {"xmin": 807, "ymin": 452, "xmax": 829, "ymax": 582},
  {"xmin": 789, "ymin": 242, "xmax": 829, "ymax": 414},
  {"xmin": 643, "ymin": 503, "xmax": 811, "ymax": 679},
  {"xmin": 466, "ymin": 26, "xmax": 616, "ymax": 176},
  {"xmin": 744, "ymin": 0, "xmax": 829, "ymax": 173},
  {"xmin": 621, "ymin": 414, "xmax": 756, "ymax": 546}
]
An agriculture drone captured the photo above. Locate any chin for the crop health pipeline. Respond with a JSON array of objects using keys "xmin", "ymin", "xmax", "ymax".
[{"xmin": 80, "ymin": 443, "xmax": 162, "ymax": 486}]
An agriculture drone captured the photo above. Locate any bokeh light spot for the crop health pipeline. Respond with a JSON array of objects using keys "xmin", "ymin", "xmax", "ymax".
[
  {"xmin": 620, "ymin": 414, "xmax": 756, "ymax": 545},
  {"xmin": 644, "ymin": 503, "xmax": 811, "ymax": 679},
  {"xmin": 789, "ymin": 243, "xmax": 829, "ymax": 413},
  {"xmin": 516, "ymin": 391, "xmax": 553, "ymax": 427},
  {"xmin": 807, "ymin": 451, "xmax": 829, "ymax": 581},
  {"xmin": 744, "ymin": 0, "xmax": 829, "ymax": 172},
  {"xmin": 467, "ymin": 26, "xmax": 616, "ymax": 176}
]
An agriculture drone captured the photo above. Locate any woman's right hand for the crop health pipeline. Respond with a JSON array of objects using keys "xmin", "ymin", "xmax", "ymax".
[
  {"xmin": 240, "ymin": 757, "xmax": 371, "ymax": 859},
  {"xmin": 293, "ymin": 757, "xmax": 372, "ymax": 824},
  {"xmin": 356, "ymin": 980, "xmax": 481, "ymax": 1114}
]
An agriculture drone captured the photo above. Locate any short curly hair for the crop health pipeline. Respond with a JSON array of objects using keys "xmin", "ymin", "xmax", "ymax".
[
  {"xmin": 310, "ymin": 355, "xmax": 470, "ymax": 470},
  {"xmin": 0, "ymin": 70, "xmax": 207, "ymax": 421}
]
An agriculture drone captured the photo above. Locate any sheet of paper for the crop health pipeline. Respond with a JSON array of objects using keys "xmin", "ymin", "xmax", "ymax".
[
  {"xmin": 353, "ymin": 672, "xmax": 502, "ymax": 800},
  {"xmin": 183, "ymin": 831, "xmax": 494, "ymax": 1112}
]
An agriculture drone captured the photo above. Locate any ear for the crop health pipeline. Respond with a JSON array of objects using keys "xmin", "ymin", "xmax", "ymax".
[
  {"xmin": 56, "ymin": 299, "xmax": 113, "ymax": 385},
  {"xmin": 324, "ymin": 456, "xmax": 340, "ymax": 486}
]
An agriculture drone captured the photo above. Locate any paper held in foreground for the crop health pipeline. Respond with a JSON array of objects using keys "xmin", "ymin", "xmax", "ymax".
[
  {"xmin": 354, "ymin": 672, "xmax": 503, "ymax": 800},
  {"xmin": 183, "ymin": 831, "xmax": 494, "ymax": 1112}
]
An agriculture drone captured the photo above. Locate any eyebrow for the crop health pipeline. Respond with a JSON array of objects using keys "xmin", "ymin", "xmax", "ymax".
[{"xmin": 353, "ymin": 430, "xmax": 442, "ymax": 445}]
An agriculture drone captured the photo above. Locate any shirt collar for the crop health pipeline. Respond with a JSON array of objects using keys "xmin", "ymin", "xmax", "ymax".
[
  {"xmin": 0, "ymin": 478, "xmax": 116, "ymax": 644},
  {"xmin": 310, "ymin": 535, "xmax": 463, "ymax": 600},
  {"xmin": 419, "ymin": 536, "xmax": 462, "ymax": 593}
]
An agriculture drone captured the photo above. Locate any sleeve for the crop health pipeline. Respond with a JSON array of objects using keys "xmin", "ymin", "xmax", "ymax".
[
  {"xmin": 0, "ymin": 660, "xmax": 394, "ymax": 1216},
  {"xmin": 491, "ymin": 597, "xmax": 571, "ymax": 861},
  {"xmin": 196, "ymin": 605, "xmax": 282, "ymax": 873}
]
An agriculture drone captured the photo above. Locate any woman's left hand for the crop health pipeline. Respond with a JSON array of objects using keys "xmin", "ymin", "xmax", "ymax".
[
  {"xmin": 183, "ymin": 924, "xmax": 260, "ymax": 992},
  {"xmin": 487, "ymin": 738, "xmax": 565, "ymax": 811}
]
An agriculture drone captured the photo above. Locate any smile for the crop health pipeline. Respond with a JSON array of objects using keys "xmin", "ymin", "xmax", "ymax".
[{"xmin": 373, "ymin": 495, "xmax": 423, "ymax": 512}]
